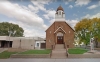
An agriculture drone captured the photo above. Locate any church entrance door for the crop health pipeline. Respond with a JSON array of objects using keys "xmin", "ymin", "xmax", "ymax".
[
  {"xmin": 57, "ymin": 32, "xmax": 64, "ymax": 44},
  {"xmin": 57, "ymin": 36, "xmax": 63, "ymax": 44}
]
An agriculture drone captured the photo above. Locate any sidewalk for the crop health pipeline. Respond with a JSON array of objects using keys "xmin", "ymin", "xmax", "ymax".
[
  {"xmin": 0, "ymin": 48, "xmax": 8, "ymax": 53},
  {"xmin": 84, "ymin": 49, "xmax": 100, "ymax": 54},
  {"xmin": 0, "ymin": 58, "xmax": 100, "ymax": 62}
]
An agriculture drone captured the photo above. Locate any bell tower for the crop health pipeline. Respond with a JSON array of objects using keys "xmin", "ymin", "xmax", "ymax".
[{"xmin": 55, "ymin": 5, "xmax": 65, "ymax": 21}]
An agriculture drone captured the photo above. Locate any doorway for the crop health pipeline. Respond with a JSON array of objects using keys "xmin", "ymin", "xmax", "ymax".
[
  {"xmin": 0, "ymin": 41, "xmax": 12, "ymax": 48},
  {"xmin": 57, "ymin": 36, "xmax": 63, "ymax": 44},
  {"xmin": 57, "ymin": 32, "xmax": 64, "ymax": 44}
]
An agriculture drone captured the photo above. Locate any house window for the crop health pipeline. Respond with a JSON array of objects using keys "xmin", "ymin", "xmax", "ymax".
[{"xmin": 37, "ymin": 43, "xmax": 39, "ymax": 47}]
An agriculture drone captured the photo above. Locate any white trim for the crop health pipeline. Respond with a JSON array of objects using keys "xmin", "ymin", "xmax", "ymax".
[
  {"xmin": 65, "ymin": 21, "xmax": 75, "ymax": 31},
  {"xmin": 54, "ymin": 27, "xmax": 66, "ymax": 33},
  {"xmin": 45, "ymin": 21, "xmax": 54, "ymax": 32},
  {"xmin": 46, "ymin": 21, "xmax": 75, "ymax": 32}
]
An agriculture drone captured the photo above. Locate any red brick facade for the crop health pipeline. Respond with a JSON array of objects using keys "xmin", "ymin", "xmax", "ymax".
[{"xmin": 46, "ymin": 21, "xmax": 75, "ymax": 49}]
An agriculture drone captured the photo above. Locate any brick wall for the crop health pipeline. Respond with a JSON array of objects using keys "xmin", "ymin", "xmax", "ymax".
[{"xmin": 46, "ymin": 21, "xmax": 74, "ymax": 49}]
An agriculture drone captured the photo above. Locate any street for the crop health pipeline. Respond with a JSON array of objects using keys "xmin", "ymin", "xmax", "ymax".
[{"xmin": 0, "ymin": 58, "xmax": 100, "ymax": 62}]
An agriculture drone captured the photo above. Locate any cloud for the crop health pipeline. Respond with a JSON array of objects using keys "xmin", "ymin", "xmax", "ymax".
[
  {"xmin": 9, "ymin": 20, "xmax": 46, "ymax": 38},
  {"xmin": 82, "ymin": 13, "xmax": 100, "ymax": 19},
  {"xmin": 66, "ymin": 20, "xmax": 79, "ymax": 29},
  {"xmin": 90, "ymin": 13, "xmax": 100, "ymax": 19},
  {"xmin": 28, "ymin": 4, "xmax": 39, "ymax": 13},
  {"xmin": 43, "ymin": 10, "xmax": 56, "ymax": 20},
  {"xmin": 31, "ymin": 0, "xmax": 51, "ymax": 12},
  {"xmin": 31, "ymin": 1, "xmax": 56, "ymax": 20},
  {"xmin": 65, "ymin": 0, "xmax": 74, "ymax": 5},
  {"xmin": 0, "ymin": 1, "xmax": 48, "ymax": 29},
  {"xmin": 87, "ymin": 5, "xmax": 98, "ymax": 9},
  {"xmin": 87, "ymin": 1, "xmax": 100, "ymax": 10},
  {"xmin": 75, "ymin": 0, "xmax": 91, "ymax": 6},
  {"xmin": 82, "ymin": 14, "xmax": 90, "ymax": 18},
  {"xmin": 69, "ymin": 5, "xmax": 73, "ymax": 8},
  {"xmin": 49, "ymin": 19, "xmax": 55, "ymax": 24},
  {"xmin": 73, "ymin": 14, "xmax": 77, "ymax": 16},
  {"xmin": 0, "ymin": 1, "xmax": 49, "ymax": 37}
]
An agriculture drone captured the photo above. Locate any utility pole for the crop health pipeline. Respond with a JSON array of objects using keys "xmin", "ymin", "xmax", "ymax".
[{"xmin": 8, "ymin": 31, "xmax": 12, "ymax": 48}]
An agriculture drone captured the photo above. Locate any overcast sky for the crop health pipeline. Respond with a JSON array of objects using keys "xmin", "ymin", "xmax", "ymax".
[{"xmin": 0, "ymin": 0, "xmax": 100, "ymax": 38}]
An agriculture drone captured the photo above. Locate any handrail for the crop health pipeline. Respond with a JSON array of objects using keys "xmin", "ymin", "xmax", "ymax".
[
  {"xmin": 50, "ymin": 42, "xmax": 56, "ymax": 57},
  {"xmin": 64, "ymin": 42, "xmax": 69, "ymax": 58}
]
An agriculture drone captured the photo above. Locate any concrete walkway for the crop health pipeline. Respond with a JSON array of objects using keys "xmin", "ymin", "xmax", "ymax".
[
  {"xmin": 0, "ymin": 58, "xmax": 100, "ymax": 62},
  {"xmin": 0, "ymin": 48, "xmax": 8, "ymax": 53},
  {"xmin": 51, "ymin": 44, "xmax": 67, "ymax": 58},
  {"xmin": 84, "ymin": 50, "xmax": 100, "ymax": 54}
]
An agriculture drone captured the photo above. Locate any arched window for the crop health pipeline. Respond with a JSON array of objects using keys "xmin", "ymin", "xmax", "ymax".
[{"xmin": 57, "ymin": 32, "xmax": 63, "ymax": 36}]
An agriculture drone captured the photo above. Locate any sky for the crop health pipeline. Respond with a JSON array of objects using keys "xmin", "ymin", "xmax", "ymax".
[{"xmin": 0, "ymin": 0, "xmax": 100, "ymax": 38}]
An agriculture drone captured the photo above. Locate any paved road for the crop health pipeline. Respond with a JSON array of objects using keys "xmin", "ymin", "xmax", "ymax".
[{"xmin": 0, "ymin": 58, "xmax": 100, "ymax": 62}]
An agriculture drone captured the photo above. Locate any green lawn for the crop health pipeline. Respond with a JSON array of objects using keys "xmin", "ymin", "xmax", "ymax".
[
  {"xmin": 19, "ymin": 49, "xmax": 51, "ymax": 54},
  {"xmin": 68, "ymin": 48, "xmax": 88, "ymax": 54},
  {"xmin": 0, "ymin": 51, "xmax": 17, "ymax": 59}
]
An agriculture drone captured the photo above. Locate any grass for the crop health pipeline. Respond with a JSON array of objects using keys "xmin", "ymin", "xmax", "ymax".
[
  {"xmin": 0, "ymin": 51, "xmax": 17, "ymax": 59},
  {"xmin": 19, "ymin": 49, "xmax": 51, "ymax": 54},
  {"xmin": 68, "ymin": 48, "xmax": 88, "ymax": 54}
]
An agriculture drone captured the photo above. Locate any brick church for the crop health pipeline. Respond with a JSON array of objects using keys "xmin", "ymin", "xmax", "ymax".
[{"xmin": 46, "ymin": 5, "xmax": 75, "ymax": 49}]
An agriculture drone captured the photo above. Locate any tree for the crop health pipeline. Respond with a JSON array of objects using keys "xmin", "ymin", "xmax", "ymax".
[
  {"xmin": 74, "ymin": 18, "xmax": 100, "ymax": 47},
  {"xmin": 0, "ymin": 22, "xmax": 24, "ymax": 37}
]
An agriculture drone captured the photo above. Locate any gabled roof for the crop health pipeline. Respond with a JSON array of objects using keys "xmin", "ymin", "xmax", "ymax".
[
  {"xmin": 65, "ymin": 21, "xmax": 75, "ymax": 32},
  {"xmin": 45, "ymin": 21, "xmax": 75, "ymax": 32},
  {"xmin": 54, "ymin": 27, "xmax": 66, "ymax": 33},
  {"xmin": 45, "ymin": 21, "xmax": 54, "ymax": 32}
]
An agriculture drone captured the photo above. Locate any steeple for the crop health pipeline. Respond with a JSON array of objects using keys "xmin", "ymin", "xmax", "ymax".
[
  {"xmin": 55, "ymin": 5, "xmax": 65, "ymax": 21},
  {"xmin": 56, "ymin": 5, "xmax": 64, "ymax": 11}
]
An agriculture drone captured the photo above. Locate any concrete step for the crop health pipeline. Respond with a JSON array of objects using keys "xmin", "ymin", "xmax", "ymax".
[
  {"xmin": 54, "ymin": 49, "xmax": 66, "ymax": 51},
  {"xmin": 51, "ymin": 44, "xmax": 67, "ymax": 58},
  {"xmin": 52, "ymin": 53, "xmax": 66, "ymax": 56},
  {"xmin": 55, "ymin": 44, "xmax": 65, "ymax": 49},
  {"xmin": 51, "ymin": 54, "xmax": 67, "ymax": 59},
  {"xmin": 52, "ymin": 50, "xmax": 66, "ymax": 53},
  {"xmin": 51, "ymin": 56, "xmax": 67, "ymax": 59}
]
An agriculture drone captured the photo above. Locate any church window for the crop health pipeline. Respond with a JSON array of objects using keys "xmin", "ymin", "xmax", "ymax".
[
  {"xmin": 57, "ymin": 32, "xmax": 63, "ymax": 36},
  {"xmin": 69, "ymin": 31, "xmax": 70, "ymax": 33},
  {"xmin": 50, "ymin": 31, "xmax": 51, "ymax": 33},
  {"xmin": 49, "ymin": 40, "xmax": 51, "ymax": 43},
  {"xmin": 59, "ymin": 11, "xmax": 61, "ymax": 15}
]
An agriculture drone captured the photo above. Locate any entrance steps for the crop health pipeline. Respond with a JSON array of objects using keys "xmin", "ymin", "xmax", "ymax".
[
  {"xmin": 55, "ymin": 44, "xmax": 64, "ymax": 49},
  {"xmin": 51, "ymin": 44, "xmax": 67, "ymax": 58}
]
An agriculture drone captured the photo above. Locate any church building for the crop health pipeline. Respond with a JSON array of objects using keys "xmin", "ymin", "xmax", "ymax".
[{"xmin": 46, "ymin": 5, "xmax": 75, "ymax": 49}]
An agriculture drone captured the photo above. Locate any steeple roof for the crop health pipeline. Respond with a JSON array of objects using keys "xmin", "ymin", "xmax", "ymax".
[{"xmin": 57, "ymin": 5, "xmax": 64, "ymax": 11}]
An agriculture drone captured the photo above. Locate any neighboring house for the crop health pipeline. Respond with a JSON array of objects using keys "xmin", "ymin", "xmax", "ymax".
[
  {"xmin": 35, "ymin": 40, "xmax": 46, "ymax": 49},
  {"xmin": 45, "ymin": 5, "xmax": 75, "ymax": 49},
  {"xmin": 12, "ymin": 37, "xmax": 35, "ymax": 50},
  {"xmin": 34, "ymin": 37, "xmax": 46, "ymax": 49},
  {"xmin": 0, "ymin": 36, "xmax": 13, "ymax": 48},
  {"xmin": 0, "ymin": 36, "xmax": 46, "ymax": 50}
]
